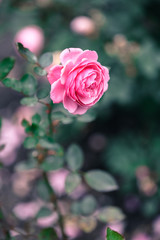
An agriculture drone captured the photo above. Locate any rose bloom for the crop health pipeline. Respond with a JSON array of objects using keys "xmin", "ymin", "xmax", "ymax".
[
  {"xmin": 14, "ymin": 25, "xmax": 44, "ymax": 55},
  {"xmin": 47, "ymin": 48, "xmax": 110, "ymax": 115}
]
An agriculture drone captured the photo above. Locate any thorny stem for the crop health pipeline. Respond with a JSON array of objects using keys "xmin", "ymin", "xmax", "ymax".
[
  {"xmin": 43, "ymin": 172, "xmax": 67, "ymax": 240},
  {"xmin": 38, "ymin": 99, "xmax": 50, "ymax": 108},
  {"xmin": 38, "ymin": 101, "xmax": 67, "ymax": 240}
]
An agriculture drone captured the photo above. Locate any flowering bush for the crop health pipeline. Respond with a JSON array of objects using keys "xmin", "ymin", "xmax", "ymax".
[
  {"xmin": 0, "ymin": 45, "xmax": 124, "ymax": 240},
  {"xmin": 1, "ymin": 0, "xmax": 159, "ymax": 239}
]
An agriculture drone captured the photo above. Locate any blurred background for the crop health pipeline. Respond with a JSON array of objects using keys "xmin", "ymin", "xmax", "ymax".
[{"xmin": 0, "ymin": 0, "xmax": 160, "ymax": 239}]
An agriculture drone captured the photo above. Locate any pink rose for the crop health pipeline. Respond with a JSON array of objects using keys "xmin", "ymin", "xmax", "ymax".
[{"xmin": 47, "ymin": 48, "xmax": 110, "ymax": 115}]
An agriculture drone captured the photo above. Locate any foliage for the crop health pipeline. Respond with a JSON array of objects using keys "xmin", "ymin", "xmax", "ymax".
[
  {"xmin": 0, "ymin": 44, "xmax": 122, "ymax": 239},
  {"xmin": 107, "ymin": 228, "xmax": 125, "ymax": 240}
]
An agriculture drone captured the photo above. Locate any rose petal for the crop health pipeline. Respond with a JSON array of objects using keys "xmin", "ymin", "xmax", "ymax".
[
  {"xmin": 75, "ymin": 50, "xmax": 98, "ymax": 64},
  {"xmin": 103, "ymin": 67, "xmax": 110, "ymax": 92},
  {"xmin": 61, "ymin": 60, "xmax": 74, "ymax": 85},
  {"xmin": 63, "ymin": 94, "xmax": 78, "ymax": 113},
  {"xmin": 73, "ymin": 106, "xmax": 88, "ymax": 115},
  {"xmin": 60, "ymin": 48, "xmax": 83, "ymax": 65},
  {"xmin": 47, "ymin": 65, "xmax": 63, "ymax": 85},
  {"xmin": 78, "ymin": 95, "xmax": 96, "ymax": 105},
  {"xmin": 104, "ymin": 83, "xmax": 108, "ymax": 92},
  {"xmin": 50, "ymin": 80, "xmax": 65, "ymax": 103}
]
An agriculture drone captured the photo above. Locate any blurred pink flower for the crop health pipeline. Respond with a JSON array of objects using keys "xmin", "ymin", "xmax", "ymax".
[
  {"xmin": 48, "ymin": 169, "xmax": 69, "ymax": 196},
  {"xmin": 0, "ymin": 119, "xmax": 24, "ymax": 165},
  {"xmin": 14, "ymin": 25, "xmax": 44, "ymax": 55},
  {"xmin": 65, "ymin": 219, "xmax": 81, "ymax": 238},
  {"xmin": 10, "ymin": 230, "xmax": 19, "ymax": 237},
  {"xmin": 132, "ymin": 233, "xmax": 151, "ymax": 240},
  {"xmin": 70, "ymin": 16, "xmax": 96, "ymax": 36},
  {"xmin": 136, "ymin": 166, "xmax": 150, "ymax": 180},
  {"xmin": 136, "ymin": 166, "xmax": 157, "ymax": 196},
  {"xmin": 37, "ymin": 212, "xmax": 58, "ymax": 227},
  {"xmin": 106, "ymin": 222, "xmax": 125, "ymax": 235},
  {"xmin": 13, "ymin": 201, "xmax": 42, "ymax": 220},
  {"xmin": 153, "ymin": 216, "xmax": 160, "ymax": 235},
  {"xmin": 47, "ymin": 48, "xmax": 110, "ymax": 115},
  {"xmin": 70, "ymin": 184, "xmax": 87, "ymax": 199},
  {"xmin": 12, "ymin": 169, "xmax": 40, "ymax": 197}
]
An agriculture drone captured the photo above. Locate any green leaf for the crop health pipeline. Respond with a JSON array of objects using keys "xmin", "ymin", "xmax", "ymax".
[
  {"xmin": 39, "ymin": 227, "xmax": 57, "ymax": 240},
  {"xmin": 77, "ymin": 112, "xmax": 96, "ymax": 123},
  {"xmin": 16, "ymin": 42, "xmax": 38, "ymax": 64},
  {"xmin": 24, "ymin": 123, "xmax": 39, "ymax": 136},
  {"xmin": 21, "ymin": 119, "xmax": 30, "ymax": 128},
  {"xmin": 23, "ymin": 136, "xmax": 38, "ymax": 149},
  {"xmin": 39, "ymin": 52, "xmax": 53, "ymax": 68},
  {"xmin": 39, "ymin": 138, "xmax": 55, "ymax": 149},
  {"xmin": 107, "ymin": 228, "xmax": 125, "ymax": 240},
  {"xmin": 61, "ymin": 117, "xmax": 73, "ymax": 124},
  {"xmin": 36, "ymin": 207, "xmax": 52, "ymax": 218},
  {"xmin": 37, "ymin": 179, "xmax": 51, "ymax": 201},
  {"xmin": 39, "ymin": 138, "xmax": 61, "ymax": 152},
  {"xmin": 65, "ymin": 173, "xmax": 81, "ymax": 194},
  {"xmin": 98, "ymin": 207, "xmax": 125, "ymax": 223},
  {"xmin": 40, "ymin": 156, "xmax": 64, "ymax": 171},
  {"xmin": 2, "ymin": 78, "xmax": 22, "ymax": 92},
  {"xmin": 80, "ymin": 195, "xmax": 97, "ymax": 216},
  {"xmin": 34, "ymin": 66, "xmax": 47, "ymax": 76},
  {"xmin": 32, "ymin": 113, "xmax": 41, "ymax": 124},
  {"xmin": 0, "ymin": 57, "xmax": 15, "ymax": 80},
  {"xmin": 20, "ymin": 73, "xmax": 37, "ymax": 96},
  {"xmin": 12, "ymin": 80, "xmax": 22, "ymax": 92},
  {"xmin": 66, "ymin": 144, "xmax": 84, "ymax": 171},
  {"xmin": 71, "ymin": 201, "xmax": 82, "ymax": 215},
  {"xmin": 2, "ymin": 78, "xmax": 13, "ymax": 87},
  {"xmin": 52, "ymin": 111, "xmax": 73, "ymax": 124},
  {"xmin": 37, "ymin": 85, "xmax": 50, "ymax": 99},
  {"xmin": 20, "ymin": 97, "xmax": 38, "ymax": 106},
  {"xmin": 142, "ymin": 199, "xmax": 158, "ymax": 217},
  {"xmin": 39, "ymin": 139, "xmax": 64, "ymax": 156},
  {"xmin": 84, "ymin": 170, "xmax": 118, "ymax": 192},
  {"xmin": 0, "ymin": 118, "xmax": 2, "ymax": 129},
  {"xmin": 15, "ymin": 158, "xmax": 37, "ymax": 170}
]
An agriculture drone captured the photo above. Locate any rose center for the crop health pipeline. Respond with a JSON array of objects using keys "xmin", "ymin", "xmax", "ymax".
[{"xmin": 88, "ymin": 82, "xmax": 96, "ymax": 90}]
